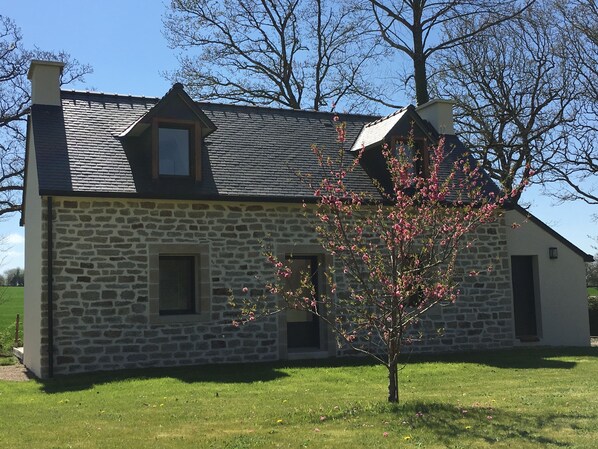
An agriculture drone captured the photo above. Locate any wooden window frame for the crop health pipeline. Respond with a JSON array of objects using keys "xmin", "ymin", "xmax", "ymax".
[
  {"xmin": 152, "ymin": 118, "xmax": 202, "ymax": 181},
  {"xmin": 148, "ymin": 243, "xmax": 211, "ymax": 324},
  {"xmin": 158, "ymin": 255, "xmax": 196, "ymax": 315}
]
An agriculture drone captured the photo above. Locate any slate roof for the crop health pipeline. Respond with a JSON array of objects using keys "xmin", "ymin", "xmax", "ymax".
[
  {"xmin": 31, "ymin": 90, "xmax": 381, "ymax": 200},
  {"xmin": 350, "ymin": 108, "xmax": 409, "ymax": 152},
  {"xmin": 29, "ymin": 88, "xmax": 501, "ymax": 204}
]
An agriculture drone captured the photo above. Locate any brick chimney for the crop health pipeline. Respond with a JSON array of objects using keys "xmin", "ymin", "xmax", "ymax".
[
  {"xmin": 416, "ymin": 99, "xmax": 455, "ymax": 135},
  {"xmin": 27, "ymin": 60, "xmax": 65, "ymax": 106}
]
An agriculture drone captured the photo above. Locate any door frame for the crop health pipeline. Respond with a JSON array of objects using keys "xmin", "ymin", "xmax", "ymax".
[
  {"xmin": 510, "ymin": 255, "xmax": 543, "ymax": 342},
  {"xmin": 276, "ymin": 244, "xmax": 336, "ymax": 359}
]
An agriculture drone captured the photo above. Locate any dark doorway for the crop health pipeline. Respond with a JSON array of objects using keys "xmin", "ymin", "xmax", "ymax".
[
  {"xmin": 286, "ymin": 256, "xmax": 321, "ymax": 349},
  {"xmin": 511, "ymin": 256, "xmax": 539, "ymax": 341}
]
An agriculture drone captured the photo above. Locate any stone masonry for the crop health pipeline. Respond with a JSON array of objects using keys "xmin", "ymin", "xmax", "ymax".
[{"xmin": 38, "ymin": 197, "xmax": 515, "ymax": 376}]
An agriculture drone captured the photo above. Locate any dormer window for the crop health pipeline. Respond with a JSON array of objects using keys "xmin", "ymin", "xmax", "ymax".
[
  {"xmin": 152, "ymin": 119, "xmax": 202, "ymax": 181},
  {"xmin": 392, "ymin": 137, "xmax": 429, "ymax": 177},
  {"xmin": 120, "ymin": 83, "xmax": 217, "ymax": 182},
  {"xmin": 159, "ymin": 126, "xmax": 191, "ymax": 176}
]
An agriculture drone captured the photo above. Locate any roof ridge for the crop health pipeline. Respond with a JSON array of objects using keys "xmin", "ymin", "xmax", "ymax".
[
  {"xmin": 61, "ymin": 89, "xmax": 161, "ymax": 101},
  {"xmin": 60, "ymin": 89, "xmax": 383, "ymax": 119},
  {"xmin": 191, "ymin": 101, "xmax": 382, "ymax": 119},
  {"xmin": 364, "ymin": 106, "xmax": 410, "ymax": 128}
]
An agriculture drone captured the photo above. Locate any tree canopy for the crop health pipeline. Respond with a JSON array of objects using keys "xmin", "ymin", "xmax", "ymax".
[{"xmin": 164, "ymin": 0, "xmax": 383, "ymax": 111}]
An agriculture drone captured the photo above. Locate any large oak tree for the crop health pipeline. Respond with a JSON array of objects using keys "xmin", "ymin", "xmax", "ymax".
[
  {"xmin": 164, "ymin": 0, "xmax": 383, "ymax": 111},
  {"xmin": 435, "ymin": 0, "xmax": 597, "ymax": 205},
  {"xmin": 542, "ymin": 0, "xmax": 598, "ymax": 205},
  {"xmin": 367, "ymin": 0, "xmax": 536, "ymax": 105}
]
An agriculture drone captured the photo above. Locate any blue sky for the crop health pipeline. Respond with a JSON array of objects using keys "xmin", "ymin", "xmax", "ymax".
[{"xmin": 0, "ymin": 1, "xmax": 595, "ymax": 271}]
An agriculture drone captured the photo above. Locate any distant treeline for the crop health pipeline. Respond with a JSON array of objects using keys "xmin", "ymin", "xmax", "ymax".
[{"xmin": 0, "ymin": 268, "xmax": 24, "ymax": 287}]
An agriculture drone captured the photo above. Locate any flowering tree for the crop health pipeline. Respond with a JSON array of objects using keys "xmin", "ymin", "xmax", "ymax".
[{"xmin": 233, "ymin": 118, "xmax": 522, "ymax": 403}]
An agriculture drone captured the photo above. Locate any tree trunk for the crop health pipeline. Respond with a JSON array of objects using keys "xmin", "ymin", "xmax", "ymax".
[
  {"xmin": 413, "ymin": 54, "xmax": 429, "ymax": 106},
  {"xmin": 388, "ymin": 334, "xmax": 399, "ymax": 402},
  {"xmin": 388, "ymin": 360, "xmax": 399, "ymax": 403},
  {"xmin": 412, "ymin": 2, "xmax": 429, "ymax": 106}
]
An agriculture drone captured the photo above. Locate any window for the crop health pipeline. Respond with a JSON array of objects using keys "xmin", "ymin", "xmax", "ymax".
[
  {"xmin": 148, "ymin": 244, "xmax": 211, "ymax": 323},
  {"xmin": 159, "ymin": 256, "xmax": 195, "ymax": 314},
  {"xmin": 159, "ymin": 127, "xmax": 191, "ymax": 176},
  {"xmin": 151, "ymin": 119, "xmax": 202, "ymax": 180},
  {"xmin": 392, "ymin": 137, "xmax": 429, "ymax": 177},
  {"xmin": 285, "ymin": 255, "xmax": 321, "ymax": 350}
]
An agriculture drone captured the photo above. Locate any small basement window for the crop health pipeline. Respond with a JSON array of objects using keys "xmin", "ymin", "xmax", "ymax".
[{"xmin": 158, "ymin": 127, "xmax": 191, "ymax": 176}]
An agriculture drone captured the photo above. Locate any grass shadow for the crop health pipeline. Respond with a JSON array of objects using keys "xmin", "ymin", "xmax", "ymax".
[
  {"xmin": 400, "ymin": 347, "xmax": 598, "ymax": 370},
  {"xmin": 39, "ymin": 360, "xmax": 291, "ymax": 394},
  {"xmin": 38, "ymin": 347, "xmax": 595, "ymax": 394},
  {"xmin": 38, "ymin": 356, "xmax": 385, "ymax": 394},
  {"xmin": 381, "ymin": 401, "xmax": 582, "ymax": 447}
]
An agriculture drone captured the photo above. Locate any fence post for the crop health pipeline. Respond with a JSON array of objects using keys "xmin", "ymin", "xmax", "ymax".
[{"xmin": 15, "ymin": 314, "xmax": 20, "ymax": 346}]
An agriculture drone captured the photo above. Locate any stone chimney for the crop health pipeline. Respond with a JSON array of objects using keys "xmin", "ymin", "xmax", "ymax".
[
  {"xmin": 27, "ymin": 60, "xmax": 65, "ymax": 106},
  {"xmin": 416, "ymin": 99, "xmax": 455, "ymax": 135}
]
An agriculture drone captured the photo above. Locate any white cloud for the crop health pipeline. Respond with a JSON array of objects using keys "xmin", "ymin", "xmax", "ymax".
[{"xmin": 5, "ymin": 233, "xmax": 24, "ymax": 245}]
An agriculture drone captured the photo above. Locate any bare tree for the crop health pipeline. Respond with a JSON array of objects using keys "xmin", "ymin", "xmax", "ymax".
[
  {"xmin": 540, "ymin": 0, "xmax": 598, "ymax": 205},
  {"xmin": 368, "ymin": 0, "xmax": 536, "ymax": 105},
  {"xmin": 164, "ymin": 0, "xmax": 382, "ymax": 111},
  {"xmin": 434, "ymin": 4, "xmax": 578, "ymax": 203},
  {"xmin": 0, "ymin": 15, "xmax": 91, "ymax": 216}
]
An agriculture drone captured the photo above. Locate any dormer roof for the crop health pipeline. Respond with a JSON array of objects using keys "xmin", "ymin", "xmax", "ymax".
[
  {"xmin": 119, "ymin": 83, "xmax": 217, "ymax": 138},
  {"xmin": 349, "ymin": 105, "xmax": 437, "ymax": 152}
]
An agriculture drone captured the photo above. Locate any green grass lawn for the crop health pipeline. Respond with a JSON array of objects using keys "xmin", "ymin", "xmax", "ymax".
[
  {"xmin": 0, "ymin": 286, "xmax": 24, "ymax": 330},
  {"xmin": 0, "ymin": 348, "xmax": 596, "ymax": 448},
  {"xmin": 0, "ymin": 286, "xmax": 24, "ymax": 360},
  {"xmin": 589, "ymin": 287, "xmax": 598, "ymax": 296}
]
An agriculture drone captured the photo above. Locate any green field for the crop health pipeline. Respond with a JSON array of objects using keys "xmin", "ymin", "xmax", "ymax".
[
  {"xmin": 589, "ymin": 287, "xmax": 598, "ymax": 296},
  {"xmin": 0, "ymin": 348, "xmax": 597, "ymax": 448},
  {"xmin": 0, "ymin": 287, "xmax": 24, "ymax": 330},
  {"xmin": 0, "ymin": 287, "xmax": 23, "ymax": 358}
]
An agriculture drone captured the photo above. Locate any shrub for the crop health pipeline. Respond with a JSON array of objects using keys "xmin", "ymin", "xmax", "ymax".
[{"xmin": 0, "ymin": 323, "xmax": 21, "ymax": 357}]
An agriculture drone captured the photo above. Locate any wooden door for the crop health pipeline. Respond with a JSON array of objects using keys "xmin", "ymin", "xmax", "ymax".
[
  {"xmin": 511, "ymin": 256, "xmax": 539, "ymax": 340},
  {"xmin": 286, "ymin": 256, "xmax": 320, "ymax": 349}
]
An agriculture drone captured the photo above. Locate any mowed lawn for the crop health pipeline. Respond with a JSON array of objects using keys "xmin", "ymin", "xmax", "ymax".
[
  {"xmin": 0, "ymin": 348, "xmax": 597, "ymax": 449},
  {"xmin": 589, "ymin": 287, "xmax": 598, "ymax": 296},
  {"xmin": 0, "ymin": 287, "xmax": 24, "ymax": 362},
  {"xmin": 0, "ymin": 286, "xmax": 24, "ymax": 330}
]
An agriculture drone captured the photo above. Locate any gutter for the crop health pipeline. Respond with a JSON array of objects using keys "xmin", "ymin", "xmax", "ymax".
[{"xmin": 47, "ymin": 196, "xmax": 54, "ymax": 378}]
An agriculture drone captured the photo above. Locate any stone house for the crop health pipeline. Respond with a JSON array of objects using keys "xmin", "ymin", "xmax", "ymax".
[{"xmin": 22, "ymin": 60, "xmax": 592, "ymax": 378}]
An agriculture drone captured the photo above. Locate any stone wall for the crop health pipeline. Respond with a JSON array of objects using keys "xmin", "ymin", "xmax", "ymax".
[{"xmin": 38, "ymin": 197, "xmax": 514, "ymax": 376}]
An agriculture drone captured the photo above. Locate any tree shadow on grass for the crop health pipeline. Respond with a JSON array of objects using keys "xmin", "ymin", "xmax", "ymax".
[
  {"xmin": 401, "ymin": 347, "xmax": 598, "ymax": 370},
  {"xmin": 38, "ymin": 347, "xmax": 595, "ymax": 394},
  {"xmin": 38, "ymin": 356, "xmax": 383, "ymax": 394},
  {"xmin": 381, "ymin": 401, "xmax": 586, "ymax": 448},
  {"xmin": 39, "ymin": 360, "xmax": 291, "ymax": 394}
]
